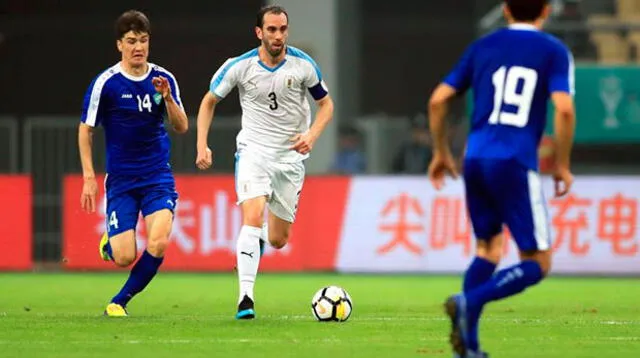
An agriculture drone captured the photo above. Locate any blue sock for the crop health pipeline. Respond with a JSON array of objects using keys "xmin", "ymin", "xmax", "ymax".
[
  {"xmin": 463, "ymin": 256, "xmax": 497, "ymax": 293},
  {"xmin": 463, "ymin": 260, "xmax": 544, "ymax": 351},
  {"xmin": 462, "ymin": 256, "xmax": 497, "ymax": 348},
  {"xmin": 111, "ymin": 250, "xmax": 164, "ymax": 307},
  {"xmin": 466, "ymin": 260, "xmax": 544, "ymax": 308}
]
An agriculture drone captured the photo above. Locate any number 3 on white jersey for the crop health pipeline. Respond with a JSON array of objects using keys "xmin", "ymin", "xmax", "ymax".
[{"xmin": 488, "ymin": 66, "xmax": 538, "ymax": 128}]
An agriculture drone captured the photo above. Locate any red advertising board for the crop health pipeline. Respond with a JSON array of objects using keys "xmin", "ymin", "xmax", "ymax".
[
  {"xmin": 0, "ymin": 176, "xmax": 32, "ymax": 270},
  {"xmin": 62, "ymin": 175, "xmax": 350, "ymax": 271}
]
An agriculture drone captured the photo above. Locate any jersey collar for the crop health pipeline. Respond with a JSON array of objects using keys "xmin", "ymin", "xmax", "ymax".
[
  {"xmin": 508, "ymin": 23, "xmax": 539, "ymax": 31},
  {"xmin": 257, "ymin": 47, "xmax": 287, "ymax": 73},
  {"xmin": 118, "ymin": 62, "xmax": 153, "ymax": 81}
]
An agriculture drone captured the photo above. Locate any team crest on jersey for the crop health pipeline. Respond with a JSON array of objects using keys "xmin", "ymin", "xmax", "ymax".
[
  {"xmin": 286, "ymin": 76, "xmax": 295, "ymax": 89},
  {"xmin": 153, "ymin": 93, "xmax": 162, "ymax": 105}
]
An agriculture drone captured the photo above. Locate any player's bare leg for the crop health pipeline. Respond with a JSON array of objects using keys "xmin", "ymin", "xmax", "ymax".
[
  {"xmin": 105, "ymin": 209, "xmax": 173, "ymax": 317},
  {"xmin": 236, "ymin": 195, "xmax": 267, "ymax": 319},
  {"xmin": 266, "ymin": 209, "xmax": 292, "ymax": 249},
  {"xmin": 101, "ymin": 230, "xmax": 136, "ymax": 316},
  {"xmin": 144, "ymin": 209, "xmax": 173, "ymax": 258},
  {"xmin": 105, "ymin": 230, "xmax": 137, "ymax": 267},
  {"xmin": 255, "ymin": 203, "xmax": 293, "ymax": 260},
  {"xmin": 475, "ymin": 234, "xmax": 504, "ymax": 265},
  {"xmin": 519, "ymin": 249, "xmax": 552, "ymax": 276}
]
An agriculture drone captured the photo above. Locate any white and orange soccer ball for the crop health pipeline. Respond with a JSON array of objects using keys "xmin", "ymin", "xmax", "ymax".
[{"xmin": 311, "ymin": 285, "xmax": 353, "ymax": 322}]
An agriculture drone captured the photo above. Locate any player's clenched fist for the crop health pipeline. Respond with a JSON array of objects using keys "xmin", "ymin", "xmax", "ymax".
[
  {"xmin": 196, "ymin": 146, "xmax": 213, "ymax": 170},
  {"xmin": 152, "ymin": 76, "xmax": 171, "ymax": 99}
]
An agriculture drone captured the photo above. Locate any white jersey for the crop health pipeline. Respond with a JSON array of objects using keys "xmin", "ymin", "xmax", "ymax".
[{"xmin": 209, "ymin": 46, "xmax": 328, "ymax": 163}]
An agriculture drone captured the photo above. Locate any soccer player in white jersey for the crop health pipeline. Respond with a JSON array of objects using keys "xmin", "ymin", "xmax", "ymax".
[{"xmin": 195, "ymin": 5, "xmax": 334, "ymax": 319}]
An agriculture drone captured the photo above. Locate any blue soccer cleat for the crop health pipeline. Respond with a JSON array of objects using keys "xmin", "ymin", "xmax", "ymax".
[
  {"xmin": 235, "ymin": 295, "xmax": 255, "ymax": 320},
  {"xmin": 444, "ymin": 295, "xmax": 489, "ymax": 358},
  {"xmin": 444, "ymin": 295, "xmax": 470, "ymax": 357}
]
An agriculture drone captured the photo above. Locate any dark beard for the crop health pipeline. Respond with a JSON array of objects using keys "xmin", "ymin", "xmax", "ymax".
[
  {"xmin": 264, "ymin": 39, "xmax": 283, "ymax": 57},
  {"xmin": 268, "ymin": 47, "xmax": 283, "ymax": 57}
]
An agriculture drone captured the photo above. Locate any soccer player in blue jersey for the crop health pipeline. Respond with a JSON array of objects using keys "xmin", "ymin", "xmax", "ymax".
[
  {"xmin": 427, "ymin": 0, "xmax": 575, "ymax": 356},
  {"xmin": 78, "ymin": 10, "xmax": 188, "ymax": 317}
]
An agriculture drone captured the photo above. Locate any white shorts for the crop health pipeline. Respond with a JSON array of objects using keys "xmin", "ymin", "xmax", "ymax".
[{"xmin": 234, "ymin": 151, "xmax": 305, "ymax": 223}]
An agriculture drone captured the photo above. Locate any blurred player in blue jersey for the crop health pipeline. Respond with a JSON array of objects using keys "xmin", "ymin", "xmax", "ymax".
[
  {"xmin": 78, "ymin": 10, "xmax": 189, "ymax": 317},
  {"xmin": 427, "ymin": 0, "xmax": 576, "ymax": 356}
]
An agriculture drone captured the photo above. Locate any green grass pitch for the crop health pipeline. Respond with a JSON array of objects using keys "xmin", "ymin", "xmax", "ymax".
[{"xmin": 0, "ymin": 273, "xmax": 638, "ymax": 357}]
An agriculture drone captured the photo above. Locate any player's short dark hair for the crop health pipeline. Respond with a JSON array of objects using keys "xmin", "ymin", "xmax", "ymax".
[
  {"xmin": 256, "ymin": 5, "xmax": 289, "ymax": 28},
  {"xmin": 505, "ymin": 0, "xmax": 549, "ymax": 22},
  {"xmin": 115, "ymin": 10, "xmax": 151, "ymax": 39}
]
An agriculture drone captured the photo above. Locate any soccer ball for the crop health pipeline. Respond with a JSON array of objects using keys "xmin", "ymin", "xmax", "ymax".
[{"xmin": 311, "ymin": 285, "xmax": 353, "ymax": 322}]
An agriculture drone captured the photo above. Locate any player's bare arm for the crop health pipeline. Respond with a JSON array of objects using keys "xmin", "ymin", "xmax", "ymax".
[
  {"xmin": 152, "ymin": 76, "xmax": 188, "ymax": 134},
  {"xmin": 427, "ymin": 83, "xmax": 459, "ymax": 190},
  {"xmin": 78, "ymin": 123, "xmax": 98, "ymax": 213},
  {"xmin": 551, "ymin": 91, "xmax": 576, "ymax": 197},
  {"xmin": 290, "ymin": 94, "xmax": 334, "ymax": 155},
  {"xmin": 195, "ymin": 91, "xmax": 217, "ymax": 170}
]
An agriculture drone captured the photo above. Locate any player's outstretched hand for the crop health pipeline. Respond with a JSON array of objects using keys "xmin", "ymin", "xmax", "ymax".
[
  {"xmin": 289, "ymin": 133, "xmax": 315, "ymax": 155},
  {"xmin": 81, "ymin": 177, "xmax": 98, "ymax": 213},
  {"xmin": 196, "ymin": 146, "xmax": 213, "ymax": 170},
  {"xmin": 428, "ymin": 152, "xmax": 459, "ymax": 190},
  {"xmin": 152, "ymin": 76, "xmax": 171, "ymax": 99},
  {"xmin": 553, "ymin": 166, "xmax": 573, "ymax": 197}
]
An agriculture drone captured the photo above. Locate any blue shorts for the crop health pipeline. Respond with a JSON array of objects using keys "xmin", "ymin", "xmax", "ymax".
[
  {"xmin": 463, "ymin": 158, "xmax": 551, "ymax": 252},
  {"xmin": 104, "ymin": 170, "xmax": 178, "ymax": 238}
]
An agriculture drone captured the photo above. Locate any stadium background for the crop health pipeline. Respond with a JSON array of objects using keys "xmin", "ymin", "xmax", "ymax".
[{"xmin": 1, "ymin": 0, "xmax": 639, "ymax": 275}]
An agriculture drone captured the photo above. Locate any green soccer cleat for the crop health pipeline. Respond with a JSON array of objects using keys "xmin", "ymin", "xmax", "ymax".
[
  {"xmin": 99, "ymin": 233, "xmax": 111, "ymax": 261},
  {"xmin": 103, "ymin": 303, "xmax": 128, "ymax": 317}
]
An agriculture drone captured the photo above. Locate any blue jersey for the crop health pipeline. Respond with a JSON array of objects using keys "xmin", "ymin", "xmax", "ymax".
[
  {"xmin": 80, "ymin": 62, "xmax": 184, "ymax": 176},
  {"xmin": 444, "ymin": 24, "xmax": 574, "ymax": 170}
]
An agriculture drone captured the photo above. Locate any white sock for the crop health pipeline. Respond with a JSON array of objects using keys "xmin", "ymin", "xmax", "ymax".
[
  {"xmin": 261, "ymin": 222, "xmax": 269, "ymax": 244},
  {"xmin": 237, "ymin": 225, "xmax": 262, "ymax": 304}
]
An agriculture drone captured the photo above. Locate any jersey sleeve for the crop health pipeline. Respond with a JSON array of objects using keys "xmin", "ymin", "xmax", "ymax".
[
  {"xmin": 548, "ymin": 44, "xmax": 575, "ymax": 95},
  {"xmin": 443, "ymin": 43, "xmax": 476, "ymax": 93},
  {"xmin": 160, "ymin": 68, "xmax": 185, "ymax": 111},
  {"xmin": 302, "ymin": 57, "xmax": 328, "ymax": 101},
  {"xmin": 209, "ymin": 58, "xmax": 240, "ymax": 100},
  {"xmin": 80, "ymin": 74, "xmax": 110, "ymax": 127}
]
